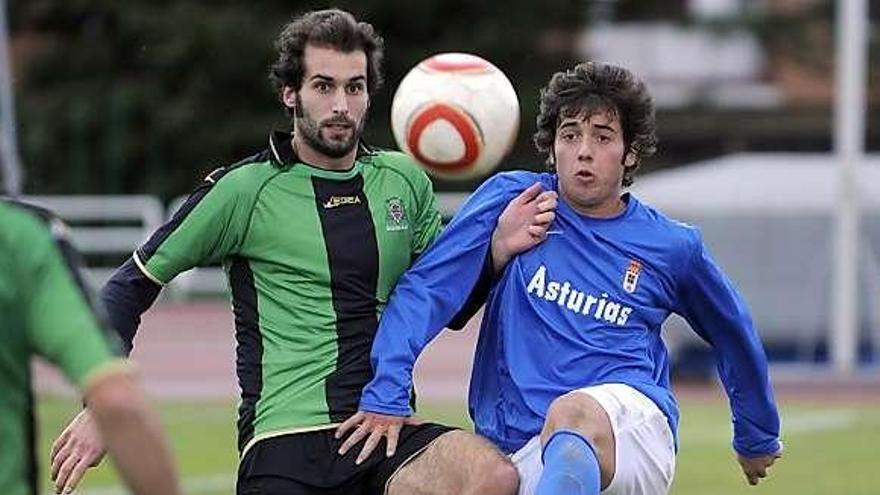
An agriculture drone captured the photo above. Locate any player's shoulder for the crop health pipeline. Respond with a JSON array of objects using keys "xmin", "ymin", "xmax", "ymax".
[
  {"xmin": 629, "ymin": 195, "xmax": 702, "ymax": 250},
  {"xmin": 198, "ymin": 150, "xmax": 280, "ymax": 194},
  {"xmin": 0, "ymin": 200, "xmax": 63, "ymax": 260},
  {"xmin": 368, "ymin": 149, "xmax": 430, "ymax": 179},
  {"xmin": 364, "ymin": 149, "xmax": 439, "ymax": 201},
  {"xmin": 1, "ymin": 200, "xmax": 64, "ymax": 238},
  {"xmin": 0, "ymin": 200, "xmax": 39, "ymax": 233}
]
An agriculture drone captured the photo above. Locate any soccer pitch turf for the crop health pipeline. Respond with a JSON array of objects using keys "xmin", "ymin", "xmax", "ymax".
[{"xmin": 36, "ymin": 395, "xmax": 879, "ymax": 495}]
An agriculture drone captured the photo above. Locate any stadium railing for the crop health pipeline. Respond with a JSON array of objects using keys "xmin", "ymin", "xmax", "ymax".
[{"xmin": 20, "ymin": 195, "xmax": 164, "ymax": 289}]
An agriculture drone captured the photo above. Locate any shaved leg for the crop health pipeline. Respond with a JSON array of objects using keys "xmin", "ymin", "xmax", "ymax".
[{"xmin": 386, "ymin": 430, "xmax": 518, "ymax": 495}]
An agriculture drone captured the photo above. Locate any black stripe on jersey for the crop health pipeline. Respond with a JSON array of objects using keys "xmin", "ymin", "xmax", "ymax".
[
  {"xmin": 137, "ymin": 152, "xmax": 268, "ymax": 262},
  {"xmin": 311, "ymin": 175, "xmax": 380, "ymax": 422},
  {"xmin": 229, "ymin": 256, "xmax": 263, "ymax": 452}
]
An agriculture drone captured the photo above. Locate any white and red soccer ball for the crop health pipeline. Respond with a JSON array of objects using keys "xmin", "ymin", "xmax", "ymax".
[{"xmin": 391, "ymin": 53, "xmax": 519, "ymax": 180}]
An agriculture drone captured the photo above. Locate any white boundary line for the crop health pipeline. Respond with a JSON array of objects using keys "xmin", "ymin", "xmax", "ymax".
[{"xmin": 686, "ymin": 410, "xmax": 860, "ymax": 445}]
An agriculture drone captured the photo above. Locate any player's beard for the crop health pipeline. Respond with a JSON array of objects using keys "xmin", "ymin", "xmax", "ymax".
[{"xmin": 294, "ymin": 95, "xmax": 367, "ymax": 158}]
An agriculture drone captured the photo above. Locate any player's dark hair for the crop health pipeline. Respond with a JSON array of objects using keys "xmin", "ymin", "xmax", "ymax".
[
  {"xmin": 270, "ymin": 9, "xmax": 384, "ymax": 106},
  {"xmin": 534, "ymin": 62, "xmax": 657, "ymax": 187}
]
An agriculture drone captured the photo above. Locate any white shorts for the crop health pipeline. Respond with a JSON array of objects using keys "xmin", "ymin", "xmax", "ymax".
[{"xmin": 510, "ymin": 383, "xmax": 676, "ymax": 495}]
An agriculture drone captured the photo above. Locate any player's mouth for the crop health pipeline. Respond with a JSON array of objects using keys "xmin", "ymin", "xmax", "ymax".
[
  {"xmin": 324, "ymin": 123, "xmax": 352, "ymax": 131},
  {"xmin": 574, "ymin": 169, "xmax": 596, "ymax": 183}
]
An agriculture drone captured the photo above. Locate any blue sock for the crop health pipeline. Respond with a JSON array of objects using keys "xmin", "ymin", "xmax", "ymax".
[{"xmin": 535, "ymin": 429, "xmax": 601, "ymax": 495}]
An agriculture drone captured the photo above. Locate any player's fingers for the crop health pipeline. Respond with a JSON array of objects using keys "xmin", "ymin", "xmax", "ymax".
[
  {"xmin": 50, "ymin": 429, "xmax": 70, "ymax": 462},
  {"xmin": 62, "ymin": 456, "xmax": 92, "ymax": 494},
  {"xmin": 50, "ymin": 442, "xmax": 74, "ymax": 481},
  {"xmin": 527, "ymin": 225, "xmax": 548, "ymax": 240},
  {"xmin": 337, "ymin": 423, "xmax": 369, "ymax": 456},
  {"xmin": 53, "ymin": 452, "xmax": 81, "ymax": 494},
  {"xmin": 535, "ymin": 191, "xmax": 558, "ymax": 211},
  {"xmin": 514, "ymin": 183, "xmax": 543, "ymax": 205},
  {"xmin": 743, "ymin": 467, "xmax": 758, "ymax": 486},
  {"xmin": 335, "ymin": 412, "xmax": 364, "ymax": 438},
  {"xmin": 356, "ymin": 428, "xmax": 385, "ymax": 465},
  {"xmin": 532, "ymin": 211, "xmax": 556, "ymax": 226},
  {"xmin": 385, "ymin": 425, "xmax": 401, "ymax": 457},
  {"xmin": 746, "ymin": 466, "xmax": 765, "ymax": 485}
]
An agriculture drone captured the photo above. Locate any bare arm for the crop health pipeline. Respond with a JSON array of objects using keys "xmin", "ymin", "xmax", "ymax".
[
  {"xmin": 85, "ymin": 371, "xmax": 180, "ymax": 495},
  {"xmin": 50, "ymin": 260, "xmax": 162, "ymax": 492}
]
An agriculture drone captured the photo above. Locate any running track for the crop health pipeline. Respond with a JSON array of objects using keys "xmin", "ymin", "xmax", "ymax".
[{"xmin": 34, "ymin": 301, "xmax": 880, "ymax": 403}]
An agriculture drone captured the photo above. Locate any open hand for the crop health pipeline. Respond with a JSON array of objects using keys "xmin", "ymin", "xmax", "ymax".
[
  {"xmin": 50, "ymin": 409, "xmax": 106, "ymax": 494},
  {"xmin": 335, "ymin": 411, "xmax": 422, "ymax": 465}
]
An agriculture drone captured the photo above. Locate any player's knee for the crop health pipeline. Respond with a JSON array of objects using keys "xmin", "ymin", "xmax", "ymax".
[
  {"xmin": 545, "ymin": 391, "xmax": 593, "ymax": 428},
  {"xmin": 543, "ymin": 391, "xmax": 611, "ymax": 446},
  {"xmin": 472, "ymin": 455, "xmax": 519, "ymax": 495}
]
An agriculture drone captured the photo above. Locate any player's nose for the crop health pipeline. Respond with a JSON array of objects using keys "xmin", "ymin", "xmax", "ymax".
[
  {"xmin": 332, "ymin": 88, "xmax": 349, "ymax": 114},
  {"xmin": 577, "ymin": 139, "xmax": 593, "ymax": 161}
]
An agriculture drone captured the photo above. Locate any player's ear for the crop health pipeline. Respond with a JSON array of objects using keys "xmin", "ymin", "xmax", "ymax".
[
  {"xmin": 282, "ymin": 86, "xmax": 298, "ymax": 111},
  {"xmin": 623, "ymin": 151, "xmax": 637, "ymax": 168}
]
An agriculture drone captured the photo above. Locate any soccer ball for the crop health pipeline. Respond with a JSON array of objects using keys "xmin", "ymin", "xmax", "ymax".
[{"xmin": 391, "ymin": 53, "xmax": 519, "ymax": 180}]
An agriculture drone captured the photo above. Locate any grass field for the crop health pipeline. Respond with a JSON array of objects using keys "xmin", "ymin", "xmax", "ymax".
[{"xmin": 35, "ymin": 394, "xmax": 879, "ymax": 495}]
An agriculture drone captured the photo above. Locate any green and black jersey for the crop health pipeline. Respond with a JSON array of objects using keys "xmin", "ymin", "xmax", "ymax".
[
  {"xmin": 0, "ymin": 202, "xmax": 123, "ymax": 495},
  {"xmin": 130, "ymin": 131, "xmax": 442, "ymax": 454}
]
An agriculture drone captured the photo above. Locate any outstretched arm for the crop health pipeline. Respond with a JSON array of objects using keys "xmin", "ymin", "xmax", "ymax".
[{"xmin": 676, "ymin": 230, "xmax": 782, "ymax": 484}]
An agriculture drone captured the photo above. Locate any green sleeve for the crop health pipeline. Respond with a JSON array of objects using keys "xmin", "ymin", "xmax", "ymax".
[
  {"xmin": 410, "ymin": 169, "xmax": 443, "ymax": 257},
  {"xmin": 137, "ymin": 170, "xmax": 258, "ymax": 284},
  {"xmin": 22, "ymin": 219, "xmax": 118, "ymax": 388}
]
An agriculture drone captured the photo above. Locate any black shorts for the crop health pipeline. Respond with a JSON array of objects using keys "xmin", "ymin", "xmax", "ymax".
[{"xmin": 236, "ymin": 423, "xmax": 455, "ymax": 495}]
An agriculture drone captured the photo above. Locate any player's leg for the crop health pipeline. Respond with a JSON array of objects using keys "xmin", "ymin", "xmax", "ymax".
[
  {"xmin": 535, "ymin": 384, "xmax": 675, "ymax": 495},
  {"xmin": 534, "ymin": 390, "xmax": 609, "ymax": 495},
  {"xmin": 381, "ymin": 428, "xmax": 518, "ymax": 495}
]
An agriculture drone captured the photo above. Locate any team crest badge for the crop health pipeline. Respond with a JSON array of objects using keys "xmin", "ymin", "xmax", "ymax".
[
  {"xmin": 385, "ymin": 197, "xmax": 409, "ymax": 231},
  {"xmin": 623, "ymin": 259, "xmax": 641, "ymax": 293}
]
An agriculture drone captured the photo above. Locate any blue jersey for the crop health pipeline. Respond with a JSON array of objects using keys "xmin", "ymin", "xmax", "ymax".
[{"xmin": 361, "ymin": 171, "xmax": 781, "ymax": 458}]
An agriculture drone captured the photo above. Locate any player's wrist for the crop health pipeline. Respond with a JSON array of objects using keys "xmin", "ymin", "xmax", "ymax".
[
  {"xmin": 490, "ymin": 232, "xmax": 512, "ymax": 272},
  {"xmin": 359, "ymin": 401, "xmax": 412, "ymax": 417}
]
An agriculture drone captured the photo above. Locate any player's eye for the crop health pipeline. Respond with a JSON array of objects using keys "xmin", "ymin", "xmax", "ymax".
[
  {"xmin": 314, "ymin": 81, "xmax": 332, "ymax": 93},
  {"xmin": 346, "ymin": 82, "xmax": 365, "ymax": 95},
  {"xmin": 596, "ymin": 134, "xmax": 611, "ymax": 144},
  {"xmin": 559, "ymin": 132, "xmax": 578, "ymax": 142}
]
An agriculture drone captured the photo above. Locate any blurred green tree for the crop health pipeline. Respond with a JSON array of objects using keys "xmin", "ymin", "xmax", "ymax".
[{"xmin": 10, "ymin": 0, "xmax": 584, "ymax": 198}]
